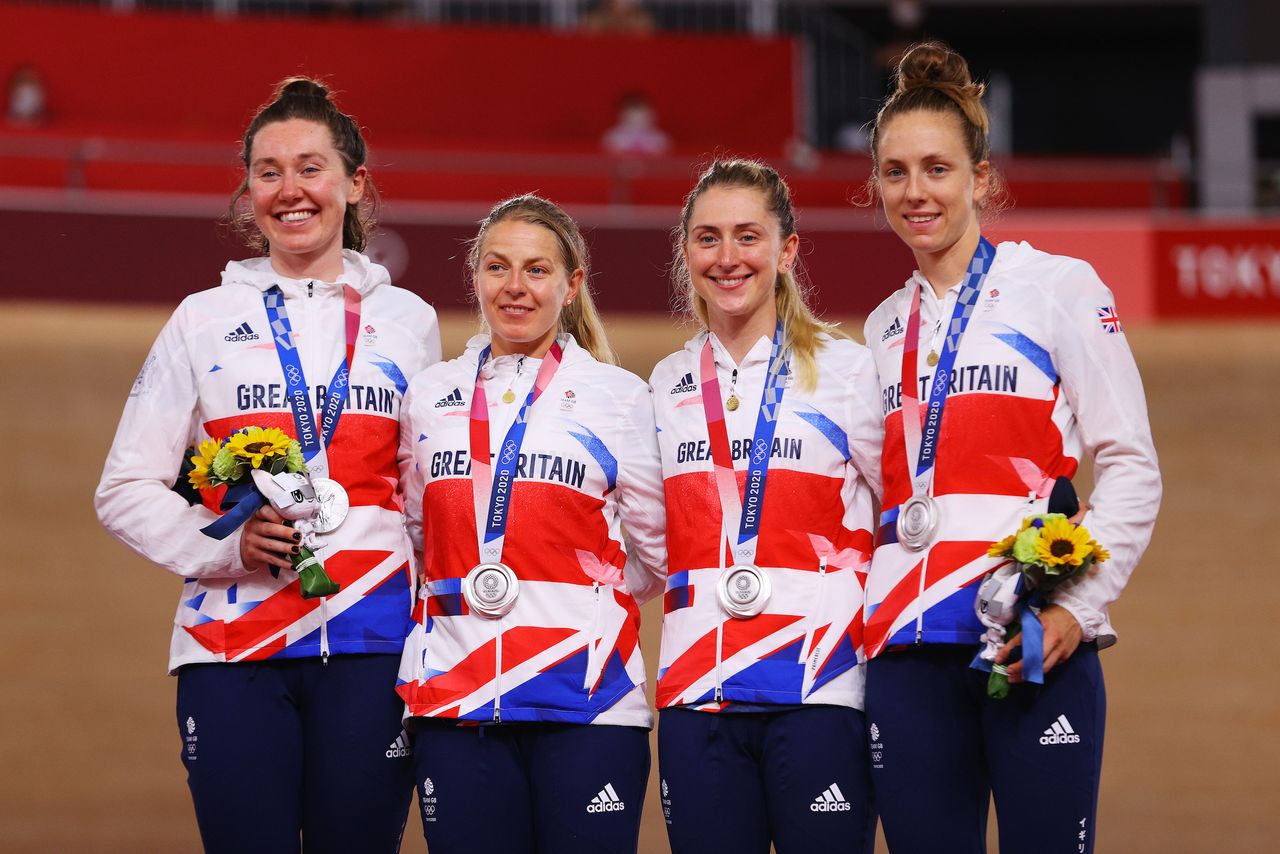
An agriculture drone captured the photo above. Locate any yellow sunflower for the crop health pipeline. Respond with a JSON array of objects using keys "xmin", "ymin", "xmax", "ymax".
[
  {"xmin": 187, "ymin": 438, "xmax": 223, "ymax": 490},
  {"xmin": 987, "ymin": 534, "xmax": 1017, "ymax": 558},
  {"xmin": 1088, "ymin": 540, "xmax": 1111, "ymax": 563},
  {"xmin": 226, "ymin": 427, "xmax": 293, "ymax": 469},
  {"xmin": 1035, "ymin": 517, "xmax": 1093, "ymax": 567}
]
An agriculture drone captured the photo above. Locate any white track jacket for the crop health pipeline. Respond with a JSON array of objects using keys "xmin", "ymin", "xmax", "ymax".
[
  {"xmin": 863, "ymin": 240, "xmax": 1161, "ymax": 655},
  {"xmin": 396, "ymin": 334, "xmax": 667, "ymax": 727},
  {"xmin": 96, "ymin": 251, "xmax": 441, "ymax": 671},
  {"xmin": 651, "ymin": 331, "xmax": 882, "ymax": 712}
]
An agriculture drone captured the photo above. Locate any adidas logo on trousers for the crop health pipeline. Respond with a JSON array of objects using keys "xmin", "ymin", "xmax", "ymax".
[
  {"xmin": 587, "ymin": 783, "xmax": 625, "ymax": 813},
  {"xmin": 811, "ymin": 783, "xmax": 852, "ymax": 812},
  {"xmin": 1040, "ymin": 714, "xmax": 1081, "ymax": 745}
]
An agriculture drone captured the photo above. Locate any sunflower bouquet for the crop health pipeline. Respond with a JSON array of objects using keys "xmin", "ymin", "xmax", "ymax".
[
  {"xmin": 972, "ymin": 514, "xmax": 1109, "ymax": 699},
  {"xmin": 190, "ymin": 426, "xmax": 339, "ymax": 599}
]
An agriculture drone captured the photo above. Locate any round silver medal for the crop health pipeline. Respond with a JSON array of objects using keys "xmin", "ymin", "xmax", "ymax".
[
  {"xmin": 717, "ymin": 564, "xmax": 771, "ymax": 619},
  {"xmin": 896, "ymin": 495, "xmax": 939, "ymax": 551},
  {"xmin": 462, "ymin": 562, "xmax": 520, "ymax": 619},
  {"xmin": 310, "ymin": 477, "xmax": 350, "ymax": 533}
]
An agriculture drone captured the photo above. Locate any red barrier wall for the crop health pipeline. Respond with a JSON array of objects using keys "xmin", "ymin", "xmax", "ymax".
[
  {"xmin": 0, "ymin": 4, "xmax": 797, "ymax": 153},
  {"xmin": 1154, "ymin": 223, "xmax": 1280, "ymax": 317},
  {"xmin": 5, "ymin": 192, "xmax": 1276, "ymax": 321},
  {"xmin": 0, "ymin": 201, "xmax": 908, "ymax": 316},
  {"xmin": 988, "ymin": 212, "xmax": 1157, "ymax": 322}
]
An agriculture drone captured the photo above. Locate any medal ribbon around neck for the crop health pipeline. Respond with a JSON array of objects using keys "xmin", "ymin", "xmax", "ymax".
[
  {"xmin": 200, "ymin": 282, "xmax": 361, "ymax": 540},
  {"xmin": 469, "ymin": 341, "xmax": 565, "ymax": 566},
  {"xmin": 898, "ymin": 237, "xmax": 993, "ymax": 503},
  {"xmin": 699, "ymin": 320, "xmax": 791, "ymax": 567}
]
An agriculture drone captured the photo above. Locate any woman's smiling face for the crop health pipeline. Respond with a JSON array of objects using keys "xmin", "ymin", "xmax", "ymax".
[
  {"xmin": 248, "ymin": 118, "xmax": 365, "ymax": 280},
  {"xmin": 683, "ymin": 185, "xmax": 798, "ymax": 331}
]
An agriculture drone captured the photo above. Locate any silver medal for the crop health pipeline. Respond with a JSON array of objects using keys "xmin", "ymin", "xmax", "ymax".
[
  {"xmin": 896, "ymin": 494, "xmax": 939, "ymax": 551},
  {"xmin": 463, "ymin": 562, "xmax": 520, "ymax": 619},
  {"xmin": 717, "ymin": 564, "xmax": 771, "ymax": 619},
  {"xmin": 310, "ymin": 477, "xmax": 350, "ymax": 533}
]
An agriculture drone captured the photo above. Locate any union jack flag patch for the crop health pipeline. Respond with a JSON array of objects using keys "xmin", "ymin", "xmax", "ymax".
[{"xmin": 1096, "ymin": 306, "xmax": 1123, "ymax": 334}]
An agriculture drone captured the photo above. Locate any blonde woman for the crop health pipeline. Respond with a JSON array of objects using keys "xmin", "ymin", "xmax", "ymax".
[
  {"xmin": 650, "ymin": 159, "xmax": 882, "ymax": 853},
  {"xmin": 396, "ymin": 195, "xmax": 666, "ymax": 854}
]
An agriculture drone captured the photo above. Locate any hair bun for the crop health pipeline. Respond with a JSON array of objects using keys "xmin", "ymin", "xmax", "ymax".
[
  {"xmin": 895, "ymin": 42, "xmax": 976, "ymax": 96},
  {"xmin": 275, "ymin": 77, "xmax": 331, "ymax": 102}
]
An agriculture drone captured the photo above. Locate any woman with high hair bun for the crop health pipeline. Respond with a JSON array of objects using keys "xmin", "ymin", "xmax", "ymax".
[
  {"xmin": 395, "ymin": 194, "xmax": 666, "ymax": 854},
  {"xmin": 650, "ymin": 158, "xmax": 882, "ymax": 853},
  {"xmin": 861, "ymin": 42, "xmax": 1161, "ymax": 852},
  {"xmin": 96, "ymin": 77, "xmax": 440, "ymax": 853}
]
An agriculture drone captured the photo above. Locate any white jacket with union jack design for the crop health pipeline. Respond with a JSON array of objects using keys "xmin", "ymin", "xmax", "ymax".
[
  {"xmin": 96, "ymin": 251, "xmax": 441, "ymax": 671},
  {"xmin": 862, "ymin": 240, "xmax": 1161, "ymax": 656},
  {"xmin": 650, "ymin": 330, "xmax": 882, "ymax": 712}
]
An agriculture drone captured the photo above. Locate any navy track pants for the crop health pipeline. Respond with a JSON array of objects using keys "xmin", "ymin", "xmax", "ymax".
[
  {"xmin": 176, "ymin": 654, "xmax": 414, "ymax": 854},
  {"xmin": 866, "ymin": 643, "xmax": 1105, "ymax": 854}
]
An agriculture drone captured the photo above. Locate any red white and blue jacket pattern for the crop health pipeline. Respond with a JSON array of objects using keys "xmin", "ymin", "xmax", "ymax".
[
  {"xmin": 650, "ymin": 332, "xmax": 882, "ymax": 712},
  {"xmin": 862, "ymin": 241, "xmax": 1161, "ymax": 655},
  {"xmin": 96, "ymin": 252, "xmax": 441, "ymax": 671},
  {"xmin": 396, "ymin": 335, "xmax": 667, "ymax": 728}
]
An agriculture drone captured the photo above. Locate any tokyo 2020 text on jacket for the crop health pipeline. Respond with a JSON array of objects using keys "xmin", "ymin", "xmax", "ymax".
[
  {"xmin": 650, "ymin": 330, "xmax": 883, "ymax": 712},
  {"xmin": 96, "ymin": 251, "xmax": 442, "ymax": 671},
  {"xmin": 395, "ymin": 333, "xmax": 667, "ymax": 727},
  {"xmin": 862, "ymin": 240, "xmax": 1161, "ymax": 656}
]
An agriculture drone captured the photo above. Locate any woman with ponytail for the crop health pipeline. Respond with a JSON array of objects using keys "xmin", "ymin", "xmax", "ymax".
[
  {"xmin": 861, "ymin": 42, "xmax": 1161, "ymax": 852},
  {"xmin": 395, "ymin": 195, "xmax": 666, "ymax": 854},
  {"xmin": 95, "ymin": 78, "xmax": 441, "ymax": 852},
  {"xmin": 650, "ymin": 159, "xmax": 882, "ymax": 853}
]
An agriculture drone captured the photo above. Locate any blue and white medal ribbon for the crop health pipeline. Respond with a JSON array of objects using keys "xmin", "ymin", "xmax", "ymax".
[
  {"xmin": 464, "ymin": 342, "xmax": 564, "ymax": 618},
  {"xmin": 892, "ymin": 237, "xmax": 994, "ymax": 550},
  {"xmin": 700, "ymin": 321, "xmax": 790, "ymax": 617},
  {"xmin": 200, "ymin": 283, "xmax": 360, "ymax": 541}
]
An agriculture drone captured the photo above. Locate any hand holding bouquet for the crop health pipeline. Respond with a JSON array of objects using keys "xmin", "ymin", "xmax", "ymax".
[
  {"xmin": 973, "ymin": 514, "xmax": 1109, "ymax": 699},
  {"xmin": 191, "ymin": 427, "xmax": 340, "ymax": 599}
]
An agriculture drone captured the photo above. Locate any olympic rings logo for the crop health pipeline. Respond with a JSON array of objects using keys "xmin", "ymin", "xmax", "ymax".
[
  {"xmin": 332, "ymin": 374, "xmax": 348, "ymax": 390},
  {"xmin": 500, "ymin": 441, "xmax": 517, "ymax": 464},
  {"xmin": 752, "ymin": 439, "xmax": 769, "ymax": 464}
]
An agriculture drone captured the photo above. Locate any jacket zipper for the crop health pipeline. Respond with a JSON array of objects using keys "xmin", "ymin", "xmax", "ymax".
[
  {"xmin": 805, "ymin": 557, "xmax": 828, "ymax": 672},
  {"xmin": 585, "ymin": 582, "xmax": 603, "ymax": 691},
  {"xmin": 714, "ymin": 525, "xmax": 728, "ymax": 703},
  {"xmin": 914, "ymin": 291, "xmax": 948, "ymax": 645},
  {"xmin": 494, "ymin": 625, "xmax": 503, "ymax": 723},
  {"xmin": 303, "ymin": 279, "xmax": 330, "ymax": 663},
  {"xmin": 320, "ymin": 596, "xmax": 330, "ymax": 664}
]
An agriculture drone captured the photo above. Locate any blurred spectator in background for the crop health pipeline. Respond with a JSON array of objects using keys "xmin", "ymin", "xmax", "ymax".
[
  {"xmin": 7, "ymin": 64, "xmax": 47, "ymax": 127},
  {"xmin": 582, "ymin": 0, "xmax": 655, "ymax": 36},
  {"xmin": 875, "ymin": 0, "xmax": 926, "ymax": 73},
  {"xmin": 835, "ymin": 120, "xmax": 871, "ymax": 153},
  {"xmin": 602, "ymin": 92, "xmax": 670, "ymax": 156}
]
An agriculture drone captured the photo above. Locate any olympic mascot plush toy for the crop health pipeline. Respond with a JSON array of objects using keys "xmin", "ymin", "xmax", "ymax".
[{"xmin": 249, "ymin": 469, "xmax": 339, "ymax": 598}]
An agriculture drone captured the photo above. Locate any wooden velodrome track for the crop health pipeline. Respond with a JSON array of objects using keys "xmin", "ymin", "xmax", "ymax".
[{"xmin": 0, "ymin": 303, "xmax": 1276, "ymax": 853}]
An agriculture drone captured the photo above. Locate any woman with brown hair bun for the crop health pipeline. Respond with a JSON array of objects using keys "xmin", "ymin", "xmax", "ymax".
[
  {"xmin": 861, "ymin": 42, "xmax": 1161, "ymax": 852},
  {"xmin": 96, "ymin": 77, "xmax": 440, "ymax": 852}
]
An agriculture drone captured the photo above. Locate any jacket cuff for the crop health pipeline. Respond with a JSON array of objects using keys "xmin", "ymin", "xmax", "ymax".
[
  {"xmin": 225, "ymin": 530, "xmax": 254, "ymax": 578},
  {"xmin": 1047, "ymin": 590, "xmax": 1104, "ymax": 643}
]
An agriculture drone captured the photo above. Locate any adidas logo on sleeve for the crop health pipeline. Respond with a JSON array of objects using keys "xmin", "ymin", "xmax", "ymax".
[
  {"xmin": 434, "ymin": 388, "xmax": 467, "ymax": 409},
  {"xmin": 810, "ymin": 782, "xmax": 852, "ymax": 812},
  {"xmin": 1040, "ymin": 714, "xmax": 1081, "ymax": 745},
  {"xmin": 587, "ymin": 783, "xmax": 625, "ymax": 813},
  {"xmin": 881, "ymin": 317, "xmax": 904, "ymax": 341},
  {"xmin": 669, "ymin": 373, "xmax": 697, "ymax": 395},
  {"xmin": 224, "ymin": 322, "xmax": 260, "ymax": 342}
]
